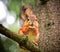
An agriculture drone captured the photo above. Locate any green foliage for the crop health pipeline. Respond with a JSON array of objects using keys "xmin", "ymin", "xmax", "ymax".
[
  {"xmin": 0, "ymin": 35, "xmax": 30, "ymax": 52},
  {"xmin": 0, "ymin": 0, "xmax": 36, "ymax": 52},
  {"xmin": 7, "ymin": 0, "xmax": 35, "ymax": 22},
  {"xmin": 23, "ymin": 0, "xmax": 35, "ymax": 5},
  {"xmin": 8, "ymin": 23, "xmax": 19, "ymax": 33},
  {"xmin": 7, "ymin": 0, "xmax": 21, "ymax": 14},
  {"xmin": 7, "ymin": 0, "xmax": 35, "ymax": 14},
  {"xmin": 0, "ymin": 35, "xmax": 20, "ymax": 52}
]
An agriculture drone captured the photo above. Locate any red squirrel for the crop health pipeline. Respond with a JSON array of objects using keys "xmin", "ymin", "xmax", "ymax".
[{"xmin": 18, "ymin": 5, "xmax": 39, "ymax": 45}]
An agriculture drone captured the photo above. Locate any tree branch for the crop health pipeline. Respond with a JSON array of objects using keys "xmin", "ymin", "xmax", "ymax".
[{"xmin": 0, "ymin": 24, "xmax": 40, "ymax": 52}]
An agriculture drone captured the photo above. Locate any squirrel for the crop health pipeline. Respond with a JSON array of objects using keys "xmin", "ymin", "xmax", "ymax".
[{"xmin": 18, "ymin": 4, "xmax": 39, "ymax": 45}]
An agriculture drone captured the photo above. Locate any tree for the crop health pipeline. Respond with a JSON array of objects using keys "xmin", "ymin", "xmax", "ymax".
[{"xmin": 35, "ymin": 0, "xmax": 60, "ymax": 52}]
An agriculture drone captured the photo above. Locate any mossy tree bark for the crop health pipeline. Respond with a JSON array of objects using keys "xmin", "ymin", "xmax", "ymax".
[
  {"xmin": 35, "ymin": 0, "xmax": 60, "ymax": 52},
  {"xmin": 0, "ymin": 24, "xmax": 40, "ymax": 52}
]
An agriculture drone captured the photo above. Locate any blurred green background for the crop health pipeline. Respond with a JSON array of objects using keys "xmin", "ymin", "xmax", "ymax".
[{"xmin": 0, "ymin": 0, "xmax": 35, "ymax": 52}]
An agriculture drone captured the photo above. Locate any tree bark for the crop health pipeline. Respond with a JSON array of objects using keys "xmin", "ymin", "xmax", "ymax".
[
  {"xmin": 0, "ymin": 24, "xmax": 40, "ymax": 52},
  {"xmin": 35, "ymin": 0, "xmax": 60, "ymax": 52}
]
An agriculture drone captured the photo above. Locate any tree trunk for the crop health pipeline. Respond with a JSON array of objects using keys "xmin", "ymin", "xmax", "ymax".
[
  {"xmin": 0, "ymin": 24, "xmax": 40, "ymax": 52},
  {"xmin": 35, "ymin": 0, "xmax": 60, "ymax": 52}
]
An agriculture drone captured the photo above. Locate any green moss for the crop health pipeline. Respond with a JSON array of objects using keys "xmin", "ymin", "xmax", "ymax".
[{"xmin": 18, "ymin": 34, "xmax": 28, "ymax": 46}]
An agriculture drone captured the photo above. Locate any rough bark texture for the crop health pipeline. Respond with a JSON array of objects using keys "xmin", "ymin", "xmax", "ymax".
[
  {"xmin": 35, "ymin": 0, "xmax": 60, "ymax": 52},
  {"xmin": 0, "ymin": 24, "xmax": 40, "ymax": 52}
]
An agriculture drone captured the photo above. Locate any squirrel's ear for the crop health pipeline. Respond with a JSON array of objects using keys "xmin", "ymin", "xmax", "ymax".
[
  {"xmin": 20, "ymin": 12, "xmax": 26, "ymax": 20},
  {"xmin": 25, "ymin": 8, "xmax": 33, "ymax": 16}
]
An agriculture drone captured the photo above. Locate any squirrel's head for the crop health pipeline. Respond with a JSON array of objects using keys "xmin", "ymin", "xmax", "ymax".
[{"xmin": 28, "ymin": 14, "xmax": 37, "ymax": 21}]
